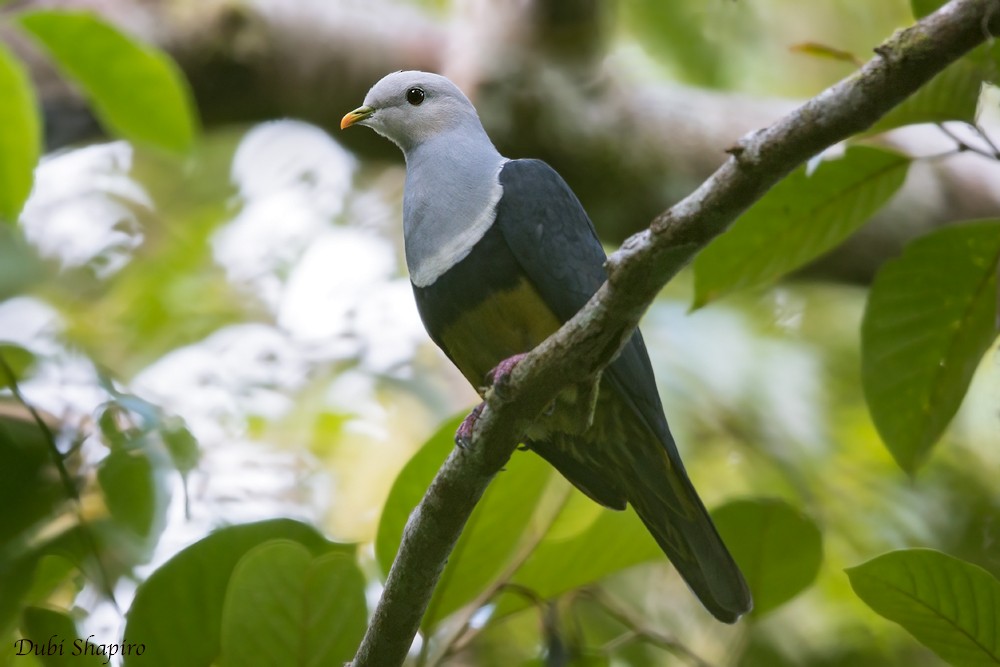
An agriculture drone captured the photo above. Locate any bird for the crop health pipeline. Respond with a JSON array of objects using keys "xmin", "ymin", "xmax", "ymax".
[{"xmin": 341, "ymin": 71, "xmax": 751, "ymax": 622}]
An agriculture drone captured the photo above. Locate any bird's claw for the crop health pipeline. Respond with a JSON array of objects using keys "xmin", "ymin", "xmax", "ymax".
[
  {"xmin": 456, "ymin": 354, "xmax": 528, "ymax": 448},
  {"xmin": 485, "ymin": 353, "xmax": 527, "ymax": 398},
  {"xmin": 455, "ymin": 402, "xmax": 485, "ymax": 449}
]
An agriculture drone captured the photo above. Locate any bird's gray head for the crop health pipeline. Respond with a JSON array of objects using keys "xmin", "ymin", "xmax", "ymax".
[{"xmin": 341, "ymin": 71, "xmax": 485, "ymax": 153}]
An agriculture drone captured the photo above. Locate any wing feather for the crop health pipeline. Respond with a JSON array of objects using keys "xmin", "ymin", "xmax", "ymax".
[{"xmin": 494, "ymin": 159, "xmax": 751, "ymax": 622}]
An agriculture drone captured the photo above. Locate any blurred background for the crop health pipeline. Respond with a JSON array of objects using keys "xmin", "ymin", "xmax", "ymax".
[{"xmin": 2, "ymin": 0, "xmax": 999, "ymax": 665}]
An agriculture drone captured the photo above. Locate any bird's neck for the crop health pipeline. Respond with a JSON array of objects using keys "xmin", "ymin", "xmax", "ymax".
[{"xmin": 402, "ymin": 129, "xmax": 507, "ymax": 287}]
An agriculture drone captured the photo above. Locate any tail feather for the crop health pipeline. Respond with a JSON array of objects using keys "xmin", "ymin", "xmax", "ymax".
[
  {"xmin": 523, "ymin": 374, "xmax": 752, "ymax": 621},
  {"xmin": 528, "ymin": 438, "xmax": 627, "ymax": 510},
  {"xmin": 628, "ymin": 488, "xmax": 752, "ymax": 622},
  {"xmin": 624, "ymin": 446, "xmax": 752, "ymax": 623},
  {"xmin": 533, "ymin": 425, "xmax": 752, "ymax": 622}
]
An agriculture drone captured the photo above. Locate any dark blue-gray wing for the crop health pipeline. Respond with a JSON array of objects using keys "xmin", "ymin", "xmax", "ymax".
[
  {"xmin": 494, "ymin": 159, "xmax": 673, "ymax": 454},
  {"xmin": 494, "ymin": 159, "xmax": 751, "ymax": 622}
]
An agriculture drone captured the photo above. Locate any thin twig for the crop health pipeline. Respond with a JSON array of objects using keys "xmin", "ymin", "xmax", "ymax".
[
  {"xmin": 918, "ymin": 148, "xmax": 965, "ymax": 162},
  {"xmin": 432, "ymin": 487, "xmax": 574, "ymax": 663},
  {"xmin": 973, "ymin": 123, "xmax": 1000, "ymax": 158},
  {"xmin": 582, "ymin": 588, "xmax": 716, "ymax": 667},
  {"xmin": 0, "ymin": 352, "xmax": 118, "ymax": 606},
  {"xmin": 599, "ymin": 628, "xmax": 641, "ymax": 654},
  {"xmin": 936, "ymin": 122, "xmax": 1000, "ymax": 160}
]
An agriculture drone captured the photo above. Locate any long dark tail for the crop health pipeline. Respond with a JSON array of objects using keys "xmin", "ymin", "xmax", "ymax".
[
  {"xmin": 623, "ymin": 439, "xmax": 752, "ymax": 623},
  {"xmin": 533, "ymin": 428, "xmax": 752, "ymax": 622}
]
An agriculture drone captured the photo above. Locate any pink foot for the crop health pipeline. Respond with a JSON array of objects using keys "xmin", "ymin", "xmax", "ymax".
[
  {"xmin": 455, "ymin": 354, "xmax": 527, "ymax": 448},
  {"xmin": 485, "ymin": 353, "xmax": 527, "ymax": 396},
  {"xmin": 455, "ymin": 402, "xmax": 485, "ymax": 449}
]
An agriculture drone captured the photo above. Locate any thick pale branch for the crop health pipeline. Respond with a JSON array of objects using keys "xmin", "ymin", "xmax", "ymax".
[{"xmin": 351, "ymin": 1, "xmax": 1000, "ymax": 665}]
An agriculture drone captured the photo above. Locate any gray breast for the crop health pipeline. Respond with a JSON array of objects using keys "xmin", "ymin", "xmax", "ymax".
[{"xmin": 401, "ymin": 128, "xmax": 507, "ymax": 287}]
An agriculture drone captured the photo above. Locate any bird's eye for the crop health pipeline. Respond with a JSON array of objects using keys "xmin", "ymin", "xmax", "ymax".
[{"xmin": 406, "ymin": 87, "xmax": 425, "ymax": 106}]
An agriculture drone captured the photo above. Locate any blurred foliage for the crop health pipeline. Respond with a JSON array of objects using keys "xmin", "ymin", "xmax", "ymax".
[
  {"xmin": 0, "ymin": 42, "xmax": 39, "ymax": 224},
  {"xmin": 869, "ymin": 58, "xmax": 986, "ymax": 133},
  {"xmin": 17, "ymin": 10, "xmax": 197, "ymax": 154},
  {"xmin": 692, "ymin": 146, "xmax": 910, "ymax": 308},
  {"xmin": 618, "ymin": 0, "xmax": 911, "ymax": 96},
  {"xmin": 0, "ymin": 2, "xmax": 998, "ymax": 667}
]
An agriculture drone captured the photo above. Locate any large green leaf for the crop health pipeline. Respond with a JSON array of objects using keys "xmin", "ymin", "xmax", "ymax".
[
  {"xmin": 375, "ymin": 416, "xmax": 464, "ymax": 578},
  {"xmin": 861, "ymin": 220, "xmax": 1000, "ymax": 473},
  {"xmin": 424, "ymin": 447, "xmax": 550, "ymax": 630},
  {"xmin": 711, "ymin": 498, "xmax": 823, "ymax": 616},
  {"xmin": 847, "ymin": 549, "xmax": 1000, "ymax": 666},
  {"xmin": 870, "ymin": 58, "xmax": 984, "ymax": 133},
  {"xmin": 0, "ymin": 41, "xmax": 40, "ymax": 224},
  {"xmin": 910, "ymin": 0, "xmax": 944, "ymax": 19},
  {"xmin": 620, "ymin": 0, "xmax": 728, "ymax": 88},
  {"xmin": 220, "ymin": 541, "xmax": 366, "ymax": 667},
  {"xmin": 97, "ymin": 448, "xmax": 164, "ymax": 539},
  {"xmin": 0, "ymin": 344, "xmax": 37, "ymax": 384},
  {"xmin": 0, "ymin": 555, "xmax": 38, "ymax": 637},
  {"xmin": 494, "ymin": 488, "xmax": 663, "ymax": 618},
  {"xmin": 0, "ymin": 226, "xmax": 43, "ymax": 299},
  {"xmin": 17, "ymin": 10, "xmax": 197, "ymax": 153},
  {"xmin": 0, "ymin": 406, "xmax": 66, "ymax": 547},
  {"xmin": 124, "ymin": 519, "xmax": 349, "ymax": 667},
  {"xmin": 374, "ymin": 414, "xmax": 552, "ymax": 631},
  {"xmin": 23, "ymin": 555, "xmax": 77, "ymax": 608},
  {"xmin": 693, "ymin": 147, "xmax": 909, "ymax": 308}
]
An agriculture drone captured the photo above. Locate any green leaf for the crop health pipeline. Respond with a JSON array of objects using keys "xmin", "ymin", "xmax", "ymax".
[
  {"xmin": 374, "ymin": 415, "xmax": 553, "ymax": 631},
  {"xmin": 375, "ymin": 416, "xmax": 464, "ymax": 578},
  {"xmin": 870, "ymin": 58, "xmax": 984, "ymax": 133},
  {"xmin": 0, "ymin": 344, "xmax": 37, "ymax": 383},
  {"xmin": 124, "ymin": 519, "xmax": 350, "ymax": 667},
  {"xmin": 220, "ymin": 541, "xmax": 366, "ymax": 667},
  {"xmin": 17, "ymin": 10, "xmax": 197, "ymax": 153},
  {"xmin": 19, "ymin": 606, "xmax": 106, "ymax": 667},
  {"xmin": 790, "ymin": 42, "xmax": 861, "ymax": 67},
  {"xmin": 0, "ymin": 555, "xmax": 41, "ymax": 637},
  {"xmin": 862, "ymin": 220, "xmax": 1000, "ymax": 473},
  {"xmin": 0, "ymin": 407, "xmax": 66, "ymax": 546},
  {"xmin": 495, "ymin": 489, "xmax": 663, "ymax": 619},
  {"xmin": 24, "ymin": 555, "xmax": 77, "ymax": 606},
  {"xmin": 910, "ymin": 0, "xmax": 944, "ymax": 19},
  {"xmin": 0, "ymin": 225, "xmax": 44, "ymax": 299},
  {"xmin": 96, "ymin": 402, "xmax": 134, "ymax": 450},
  {"xmin": 693, "ymin": 147, "xmax": 909, "ymax": 308},
  {"xmin": 847, "ymin": 549, "xmax": 1000, "ymax": 666},
  {"xmin": 621, "ymin": 0, "xmax": 729, "ymax": 88},
  {"xmin": 97, "ymin": 448, "xmax": 162, "ymax": 538},
  {"xmin": 424, "ymin": 446, "xmax": 550, "ymax": 629},
  {"xmin": 0, "ymin": 41, "xmax": 41, "ymax": 224},
  {"xmin": 711, "ymin": 498, "xmax": 823, "ymax": 616},
  {"xmin": 159, "ymin": 416, "xmax": 199, "ymax": 475}
]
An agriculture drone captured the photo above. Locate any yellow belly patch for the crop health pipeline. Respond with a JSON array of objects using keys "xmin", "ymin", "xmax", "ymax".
[{"xmin": 437, "ymin": 277, "xmax": 563, "ymax": 388}]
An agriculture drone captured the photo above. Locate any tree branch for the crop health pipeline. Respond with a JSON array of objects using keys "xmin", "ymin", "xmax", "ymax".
[{"xmin": 351, "ymin": 1, "xmax": 1000, "ymax": 664}]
